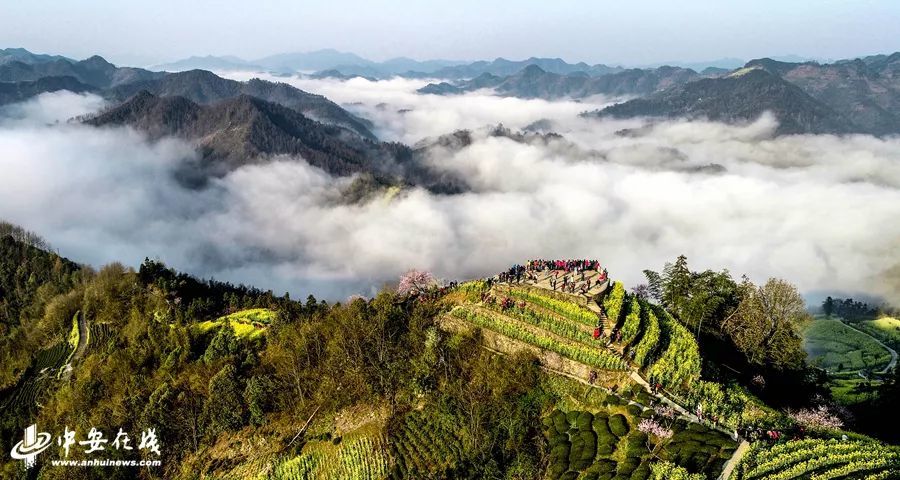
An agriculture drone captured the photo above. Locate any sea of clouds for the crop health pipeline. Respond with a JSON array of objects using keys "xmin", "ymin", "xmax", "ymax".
[{"xmin": 1, "ymin": 79, "xmax": 899, "ymax": 304}]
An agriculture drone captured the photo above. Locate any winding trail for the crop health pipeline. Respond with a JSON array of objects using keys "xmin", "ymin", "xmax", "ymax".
[{"xmin": 73, "ymin": 311, "xmax": 89, "ymax": 360}]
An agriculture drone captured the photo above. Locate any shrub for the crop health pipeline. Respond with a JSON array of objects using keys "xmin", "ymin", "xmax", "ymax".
[
  {"xmin": 549, "ymin": 442, "xmax": 572, "ymax": 479},
  {"xmin": 620, "ymin": 298, "xmax": 642, "ymax": 345},
  {"xmin": 553, "ymin": 410, "xmax": 569, "ymax": 434},
  {"xmin": 632, "ymin": 306, "xmax": 661, "ymax": 367},
  {"xmin": 649, "ymin": 461, "xmax": 704, "ymax": 480},
  {"xmin": 603, "ymin": 282, "xmax": 627, "ymax": 326},
  {"xmin": 618, "ymin": 457, "xmax": 641, "ymax": 475},
  {"xmin": 570, "ymin": 430, "xmax": 588, "ymax": 470},
  {"xmin": 647, "ymin": 306, "xmax": 701, "ymax": 390},
  {"xmin": 577, "ymin": 411, "xmax": 594, "ymax": 430},
  {"xmin": 609, "ymin": 414, "xmax": 630, "ymax": 437}
]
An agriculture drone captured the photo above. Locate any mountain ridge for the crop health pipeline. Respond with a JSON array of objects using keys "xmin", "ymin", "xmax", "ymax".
[
  {"xmin": 105, "ymin": 69, "xmax": 376, "ymax": 140},
  {"xmin": 0, "ymin": 76, "xmax": 95, "ymax": 106},
  {"xmin": 590, "ymin": 68, "xmax": 857, "ymax": 135},
  {"xmin": 84, "ymin": 91, "xmax": 464, "ymax": 193},
  {"xmin": 417, "ymin": 64, "xmax": 701, "ymax": 99}
]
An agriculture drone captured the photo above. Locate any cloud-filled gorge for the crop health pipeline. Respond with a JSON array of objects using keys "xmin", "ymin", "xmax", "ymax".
[{"xmin": 2, "ymin": 80, "xmax": 900, "ymax": 305}]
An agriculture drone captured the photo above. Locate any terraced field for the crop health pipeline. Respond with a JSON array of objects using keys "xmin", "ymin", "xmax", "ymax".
[
  {"xmin": 388, "ymin": 410, "xmax": 469, "ymax": 479},
  {"xmin": 543, "ymin": 406, "xmax": 736, "ymax": 480},
  {"xmin": 87, "ymin": 322, "xmax": 114, "ymax": 353},
  {"xmin": 451, "ymin": 281, "xmax": 702, "ymax": 392},
  {"xmin": 268, "ymin": 431, "xmax": 390, "ymax": 480},
  {"xmin": 446, "ymin": 278, "xmax": 759, "ymax": 438},
  {"xmin": 803, "ymin": 318, "xmax": 892, "ymax": 373},
  {"xmin": 264, "ymin": 409, "xmax": 469, "ymax": 480},
  {"xmin": 735, "ymin": 438, "xmax": 900, "ymax": 480},
  {"xmin": 0, "ymin": 341, "xmax": 73, "ymax": 415},
  {"xmin": 448, "ymin": 288, "xmax": 628, "ymax": 371}
]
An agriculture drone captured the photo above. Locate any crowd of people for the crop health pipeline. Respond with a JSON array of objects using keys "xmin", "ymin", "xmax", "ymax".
[
  {"xmin": 498, "ymin": 264, "xmax": 532, "ymax": 284},
  {"xmin": 526, "ymin": 259, "xmax": 604, "ymax": 272},
  {"xmin": 494, "ymin": 259, "xmax": 610, "ymax": 296},
  {"xmin": 548, "ymin": 271, "xmax": 607, "ymax": 295}
]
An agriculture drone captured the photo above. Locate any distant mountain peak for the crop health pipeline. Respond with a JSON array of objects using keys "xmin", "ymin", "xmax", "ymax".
[
  {"xmin": 520, "ymin": 64, "xmax": 547, "ymax": 76},
  {"xmin": 81, "ymin": 55, "xmax": 114, "ymax": 67}
]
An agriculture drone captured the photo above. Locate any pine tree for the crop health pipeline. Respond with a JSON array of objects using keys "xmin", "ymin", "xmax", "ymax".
[{"xmin": 202, "ymin": 365, "xmax": 245, "ymax": 436}]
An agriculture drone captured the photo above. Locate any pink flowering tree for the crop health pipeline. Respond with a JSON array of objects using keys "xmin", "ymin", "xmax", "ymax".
[
  {"xmin": 638, "ymin": 418, "xmax": 674, "ymax": 455},
  {"xmin": 789, "ymin": 405, "xmax": 844, "ymax": 430},
  {"xmin": 398, "ymin": 269, "xmax": 436, "ymax": 296}
]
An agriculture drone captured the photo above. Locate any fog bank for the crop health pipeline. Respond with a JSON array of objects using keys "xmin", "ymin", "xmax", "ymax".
[{"xmin": 1, "ymin": 87, "xmax": 898, "ymax": 304}]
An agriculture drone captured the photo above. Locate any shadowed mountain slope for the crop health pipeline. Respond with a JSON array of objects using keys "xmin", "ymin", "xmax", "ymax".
[
  {"xmin": 590, "ymin": 68, "xmax": 857, "ymax": 135},
  {"xmin": 107, "ymin": 70, "xmax": 376, "ymax": 139}
]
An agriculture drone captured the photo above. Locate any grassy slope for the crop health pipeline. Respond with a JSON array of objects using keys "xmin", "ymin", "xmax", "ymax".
[
  {"xmin": 862, "ymin": 316, "xmax": 900, "ymax": 344},
  {"xmin": 196, "ymin": 308, "xmax": 276, "ymax": 340},
  {"xmin": 802, "ymin": 317, "xmax": 891, "ymax": 373}
]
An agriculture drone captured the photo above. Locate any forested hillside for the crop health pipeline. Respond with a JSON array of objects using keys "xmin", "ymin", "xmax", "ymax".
[{"xmin": 1, "ymin": 228, "xmax": 898, "ymax": 479}]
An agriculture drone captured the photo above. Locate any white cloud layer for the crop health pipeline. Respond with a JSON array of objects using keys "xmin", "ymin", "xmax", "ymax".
[{"xmin": 1, "ymin": 87, "xmax": 899, "ymax": 305}]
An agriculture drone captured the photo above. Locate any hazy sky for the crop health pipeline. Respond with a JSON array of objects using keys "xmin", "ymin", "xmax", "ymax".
[{"xmin": 1, "ymin": 0, "xmax": 899, "ymax": 66}]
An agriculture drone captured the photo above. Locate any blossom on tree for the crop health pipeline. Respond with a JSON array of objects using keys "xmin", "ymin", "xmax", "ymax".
[
  {"xmin": 638, "ymin": 418, "xmax": 673, "ymax": 439},
  {"xmin": 398, "ymin": 269, "xmax": 435, "ymax": 295},
  {"xmin": 789, "ymin": 405, "xmax": 844, "ymax": 430}
]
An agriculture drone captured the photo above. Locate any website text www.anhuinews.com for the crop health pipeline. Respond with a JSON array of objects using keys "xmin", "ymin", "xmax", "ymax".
[{"xmin": 50, "ymin": 459, "xmax": 162, "ymax": 467}]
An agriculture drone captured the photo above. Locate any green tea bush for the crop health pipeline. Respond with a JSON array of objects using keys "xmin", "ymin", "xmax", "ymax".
[
  {"xmin": 603, "ymin": 282, "xmax": 627, "ymax": 326},
  {"xmin": 620, "ymin": 298, "xmax": 642, "ymax": 345},
  {"xmin": 609, "ymin": 414, "xmax": 630, "ymax": 437}
]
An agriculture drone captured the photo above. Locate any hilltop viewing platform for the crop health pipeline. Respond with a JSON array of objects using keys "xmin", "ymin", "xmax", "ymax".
[{"xmin": 494, "ymin": 259, "xmax": 611, "ymax": 299}]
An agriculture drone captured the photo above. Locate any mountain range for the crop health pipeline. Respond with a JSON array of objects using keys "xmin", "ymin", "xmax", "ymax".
[
  {"xmin": 153, "ymin": 48, "xmax": 470, "ymax": 77},
  {"xmin": 105, "ymin": 69, "xmax": 375, "ymax": 139},
  {"xmin": 418, "ymin": 64, "xmax": 702, "ymax": 99},
  {"xmin": 413, "ymin": 53, "xmax": 900, "ymax": 136},
  {"xmin": 3, "ymin": 46, "xmax": 900, "ymax": 187},
  {"xmin": 0, "ymin": 50, "xmax": 375, "ymax": 139},
  {"xmin": 744, "ymin": 55, "xmax": 900, "ymax": 135},
  {"xmin": 153, "ymin": 50, "xmax": 622, "ymax": 79},
  {"xmin": 86, "ymin": 92, "xmax": 388, "ymax": 175},
  {"xmin": 83, "ymin": 91, "xmax": 464, "ymax": 193},
  {"xmin": 0, "ymin": 76, "xmax": 94, "ymax": 106},
  {"xmin": 591, "ymin": 68, "xmax": 855, "ymax": 135},
  {"xmin": 153, "ymin": 51, "xmax": 786, "ymax": 80},
  {"xmin": 152, "ymin": 51, "xmax": 831, "ymax": 81},
  {"xmin": 0, "ymin": 54, "xmax": 162, "ymax": 88},
  {"xmin": 586, "ymin": 55, "xmax": 900, "ymax": 136},
  {"xmin": 0, "ymin": 47, "xmax": 72, "ymax": 66}
]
